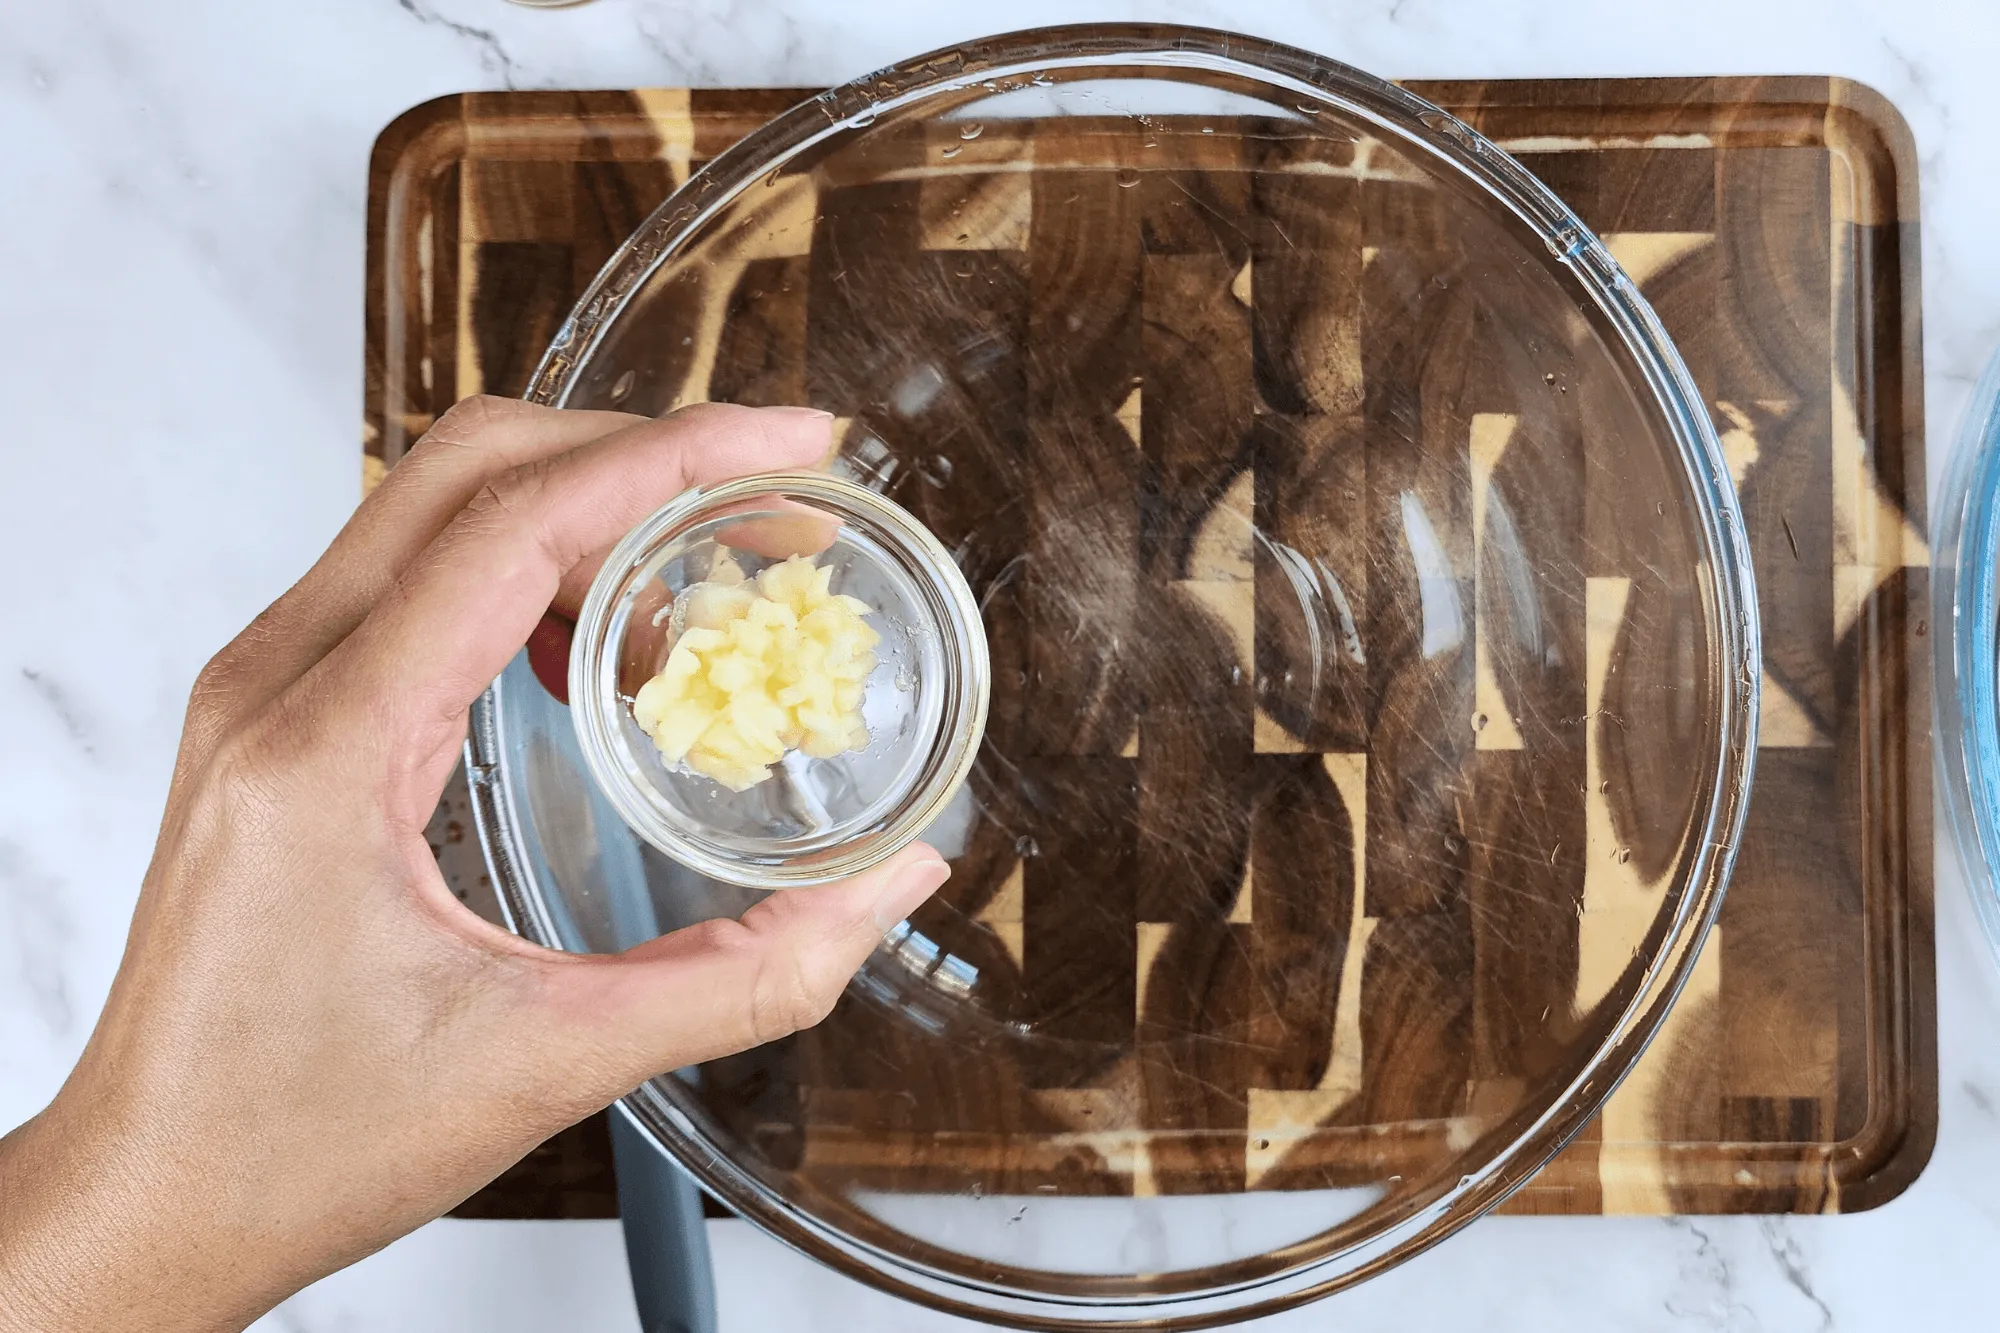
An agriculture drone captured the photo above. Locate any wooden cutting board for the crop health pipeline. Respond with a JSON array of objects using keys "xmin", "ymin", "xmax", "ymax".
[{"xmin": 367, "ymin": 78, "xmax": 1933, "ymax": 1219}]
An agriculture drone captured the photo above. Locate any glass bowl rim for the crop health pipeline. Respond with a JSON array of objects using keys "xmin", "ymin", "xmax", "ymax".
[
  {"xmin": 468, "ymin": 20, "xmax": 1762, "ymax": 1328},
  {"xmin": 566, "ymin": 469, "xmax": 992, "ymax": 889},
  {"xmin": 1934, "ymin": 345, "xmax": 2000, "ymax": 958}
]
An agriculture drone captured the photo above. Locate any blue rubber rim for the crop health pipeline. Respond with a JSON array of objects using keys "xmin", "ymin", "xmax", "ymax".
[{"xmin": 1936, "ymin": 345, "xmax": 2000, "ymax": 957}]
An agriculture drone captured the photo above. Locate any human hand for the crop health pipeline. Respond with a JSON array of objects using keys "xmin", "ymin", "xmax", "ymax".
[{"xmin": 0, "ymin": 399, "xmax": 951, "ymax": 1333}]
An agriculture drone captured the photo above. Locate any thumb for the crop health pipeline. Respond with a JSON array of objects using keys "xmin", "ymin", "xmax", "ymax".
[{"xmin": 544, "ymin": 843, "xmax": 952, "ymax": 1102}]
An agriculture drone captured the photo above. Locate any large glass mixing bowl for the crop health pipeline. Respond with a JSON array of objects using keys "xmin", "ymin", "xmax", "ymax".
[{"xmin": 468, "ymin": 24, "xmax": 1759, "ymax": 1328}]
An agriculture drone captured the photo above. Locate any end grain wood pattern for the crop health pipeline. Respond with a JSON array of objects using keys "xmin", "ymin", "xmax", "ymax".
[{"xmin": 367, "ymin": 78, "xmax": 1933, "ymax": 1219}]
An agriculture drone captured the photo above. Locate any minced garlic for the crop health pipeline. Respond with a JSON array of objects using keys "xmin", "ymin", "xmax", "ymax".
[{"xmin": 632, "ymin": 554, "xmax": 880, "ymax": 791}]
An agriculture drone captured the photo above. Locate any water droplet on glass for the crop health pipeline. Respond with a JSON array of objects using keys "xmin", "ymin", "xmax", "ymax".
[
  {"xmin": 1014, "ymin": 835, "xmax": 1040, "ymax": 858},
  {"xmin": 1598, "ymin": 780, "xmax": 1609, "ymax": 794},
  {"xmin": 959, "ymin": 122, "xmax": 984, "ymax": 140},
  {"xmin": 609, "ymin": 370, "xmax": 635, "ymax": 403},
  {"xmin": 1230, "ymin": 665, "xmax": 1243, "ymax": 684},
  {"xmin": 851, "ymin": 109, "xmax": 879, "ymax": 128},
  {"xmin": 1543, "ymin": 372, "xmax": 1557, "ymax": 386},
  {"xmin": 940, "ymin": 143, "xmax": 963, "ymax": 159},
  {"xmin": 1115, "ymin": 167, "xmax": 1140, "ymax": 189},
  {"xmin": 1294, "ymin": 103, "xmax": 1321, "ymax": 117},
  {"xmin": 1656, "ymin": 502, "xmax": 1666, "ymax": 516},
  {"xmin": 1254, "ymin": 1137, "xmax": 1271, "ymax": 1151},
  {"xmin": 1616, "ymin": 847, "xmax": 1632, "ymax": 864},
  {"xmin": 1472, "ymin": 712, "xmax": 1489, "ymax": 732},
  {"xmin": 1201, "ymin": 126, "xmax": 1215, "ymax": 135}
]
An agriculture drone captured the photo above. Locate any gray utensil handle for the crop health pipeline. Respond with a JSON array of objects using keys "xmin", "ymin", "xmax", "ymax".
[{"xmin": 612, "ymin": 1108, "xmax": 718, "ymax": 1333}]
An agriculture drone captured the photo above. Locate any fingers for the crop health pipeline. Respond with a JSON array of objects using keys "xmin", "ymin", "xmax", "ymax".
[
  {"xmin": 709, "ymin": 499, "xmax": 843, "ymax": 567},
  {"xmin": 543, "ymin": 428, "xmax": 836, "ymax": 623},
  {"xmin": 186, "ymin": 398, "xmax": 641, "ymax": 761},
  {"xmin": 309, "ymin": 403, "xmax": 834, "ymax": 810},
  {"xmin": 546, "ymin": 493, "xmax": 842, "ymax": 704},
  {"xmin": 545, "ymin": 843, "xmax": 952, "ymax": 1098}
]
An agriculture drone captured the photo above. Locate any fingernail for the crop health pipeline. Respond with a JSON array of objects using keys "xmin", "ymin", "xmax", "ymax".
[
  {"xmin": 873, "ymin": 855, "xmax": 951, "ymax": 934},
  {"xmin": 767, "ymin": 405, "xmax": 834, "ymax": 422}
]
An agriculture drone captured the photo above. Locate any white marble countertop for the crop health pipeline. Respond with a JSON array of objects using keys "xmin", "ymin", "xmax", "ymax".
[{"xmin": 5, "ymin": 1, "xmax": 2000, "ymax": 1329}]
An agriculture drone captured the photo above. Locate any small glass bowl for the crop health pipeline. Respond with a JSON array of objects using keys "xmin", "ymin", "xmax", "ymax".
[{"xmin": 569, "ymin": 471, "xmax": 990, "ymax": 887}]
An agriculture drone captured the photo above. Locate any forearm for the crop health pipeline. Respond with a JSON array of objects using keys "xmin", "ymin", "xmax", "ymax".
[
  {"xmin": 0, "ymin": 1106, "xmax": 131, "ymax": 1333},
  {"xmin": 0, "ymin": 1098, "xmax": 271, "ymax": 1333}
]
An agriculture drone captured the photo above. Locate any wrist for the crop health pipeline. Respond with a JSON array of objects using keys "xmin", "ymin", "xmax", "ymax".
[
  {"xmin": 0, "ymin": 1091, "xmax": 273, "ymax": 1333},
  {"xmin": 0, "ymin": 1104, "xmax": 116, "ymax": 1333}
]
